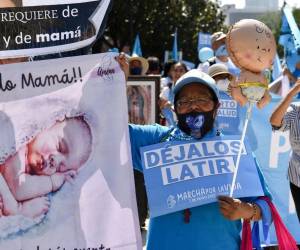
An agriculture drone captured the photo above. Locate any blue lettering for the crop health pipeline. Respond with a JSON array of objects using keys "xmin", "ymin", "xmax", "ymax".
[
  {"xmin": 187, "ymin": 144, "xmax": 202, "ymax": 159},
  {"xmin": 230, "ymin": 141, "xmax": 241, "ymax": 154},
  {"xmin": 180, "ymin": 164, "xmax": 195, "ymax": 180},
  {"xmin": 202, "ymin": 143, "xmax": 215, "ymax": 156},
  {"xmin": 166, "ymin": 167, "xmax": 178, "ymax": 183},
  {"xmin": 161, "ymin": 147, "xmax": 174, "ymax": 164},
  {"xmin": 146, "ymin": 152, "xmax": 160, "ymax": 167},
  {"xmin": 214, "ymin": 142, "xmax": 229, "ymax": 154},
  {"xmin": 208, "ymin": 159, "xmax": 215, "ymax": 174},
  {"xmin": 174, "ymin": 145, "xmax": 185, "ymax": 161},
  {"xmin": 192, "ymin": 161, "xmax": 205, "ymax": 176},
  {"xmin": 216, "ymin": 159, "xmax": 231, "ymax": 173}
]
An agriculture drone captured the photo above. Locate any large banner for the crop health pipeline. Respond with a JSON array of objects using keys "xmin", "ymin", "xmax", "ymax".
[
  {"xmin": 250, "ymin": 95, "xmax": 300, "ymax": 244},
  {"xmin": 0, "ymin": 0, "xmax": 112, "ymax": 58},
  {"xmin": 0, "ymin": 53, "xmax": 141, "ymax": 250},
  {"xmin": 141, "ymin": 136, "xmax": 265, "ymax": 218}
]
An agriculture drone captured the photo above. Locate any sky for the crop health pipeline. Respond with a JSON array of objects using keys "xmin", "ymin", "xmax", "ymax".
[{"xmin": 220, "ymin": 0, "xmax": 300, "ymax": 8}]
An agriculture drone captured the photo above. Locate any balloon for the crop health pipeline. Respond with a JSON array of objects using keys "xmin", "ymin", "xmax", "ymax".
[
  {"xmin": 198, "ymin": 47, "xmax": 214, "ymax": 63},
  {"xmin": 226, "ymin": 19, "xmax": 276, "ymax": 73},
  {"xmin": 226, "ymin": 19, "xmax": 276, "ymax": 107}
]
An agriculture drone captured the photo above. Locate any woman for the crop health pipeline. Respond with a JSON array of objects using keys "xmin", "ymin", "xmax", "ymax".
[
  {"xmin": 270, "ymin": 80, "xmax": 300, "ymax": 222},
  {"xmin": 130, "ymin": 77, "xmax": 270, "ymax": 249},
  {"xmin": 159, "ymin": 62, "xmax": 188, "ymax": 126},
  {"xmin": 117, "ymin": 54, "xmax": 272, "ymax": 249}
]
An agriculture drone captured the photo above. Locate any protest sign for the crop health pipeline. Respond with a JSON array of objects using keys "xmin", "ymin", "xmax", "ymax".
[
  {"xmin": 216, "ymin": 92, "xmax": 241, "ymax": 134},
  {"xmin": 141, "ymin": 136, "xmax": 265, "ymax": 218},
  {"xmin": 0, "ymin": 53, "xmax": 141, "ymax": 250},
  {"xmin": 0, "ymin": 0, "xmax": 112, "ymax": 58}
]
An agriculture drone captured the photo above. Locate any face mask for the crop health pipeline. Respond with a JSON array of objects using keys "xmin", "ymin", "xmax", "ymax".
[
  {"xmin": 177, "ymin": 111, "xmax": 215, "ymax": 139},
  {"xmin": 215, "ymin": 45, "xmax": 228, "ymax": 57},
  {"xmin": 216, "ymin": 78, "xmax": 230, "ymax": 92},
  {"xmin": 130, "ymin": 67, "xmax": 142, "ymax": 75}
]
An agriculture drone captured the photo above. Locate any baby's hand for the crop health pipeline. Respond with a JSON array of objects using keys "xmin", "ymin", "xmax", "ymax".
[
  {"xmin": 50, "ymin": 173, "xmax": 65, "ymax": 192},
  {"xmin": 63, "ymin": 170, "xmax": 77, "ymax": 184},
  {"xmin": 229, "ymin": 77, "xmax": 248, "ymax": 106},
  {"xmin": 230, "ymin": 86, "xmax": 248, "ymax": 106},
  {"xmin": 257, "ymin": 90, "xmax": 271, "ymax": 109}
]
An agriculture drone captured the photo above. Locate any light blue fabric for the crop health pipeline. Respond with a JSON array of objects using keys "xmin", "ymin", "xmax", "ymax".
[
  {"xmin": 216, "ymin": 91, "xmax": 241, "ymax": 135},
  {"xmin": 129, "ymin": 124, "xmax": 272, "ymax": 250},
  {"xmin": 129, "ymin": 124, "xmax": 171, "ymax": 172}
]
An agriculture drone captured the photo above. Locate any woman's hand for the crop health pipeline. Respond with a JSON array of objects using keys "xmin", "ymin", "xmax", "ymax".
[
  {"xmin": 115, "ymin": 52, "xmax": 129, "ymax": 80},
  {"xmin": 291, "ymin": 79, "xmax": 300, "ymax": 96},
  {"xmin": 218, "ymin": 196, "xmax": 260, "ymax": 221}
]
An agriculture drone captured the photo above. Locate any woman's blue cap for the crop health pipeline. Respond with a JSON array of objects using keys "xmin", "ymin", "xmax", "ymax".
[{"xmin": 173, "ymin": 69, "xmax": 219, "ymax": 101}]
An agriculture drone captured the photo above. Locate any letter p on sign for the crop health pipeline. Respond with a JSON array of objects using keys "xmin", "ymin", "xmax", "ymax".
[{"xmin": 269, "ymin": 131, "xmax": 291, "ymax": 168}]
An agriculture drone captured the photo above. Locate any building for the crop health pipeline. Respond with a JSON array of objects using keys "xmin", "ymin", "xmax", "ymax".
[{"xmin": 222, "ymin": 0, "xmax": 279, "ymax": 26}]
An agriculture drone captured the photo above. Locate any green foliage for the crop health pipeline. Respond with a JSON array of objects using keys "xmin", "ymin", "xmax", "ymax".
[{"xmin": 96, "ymin": 0, "xmax": 226, "ymax": 62}]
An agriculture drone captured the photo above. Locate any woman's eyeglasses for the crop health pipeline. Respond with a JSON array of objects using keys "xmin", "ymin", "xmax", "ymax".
[{"xmin": 176, "ymin": 97, "xmax": 214, "ymax": 110}]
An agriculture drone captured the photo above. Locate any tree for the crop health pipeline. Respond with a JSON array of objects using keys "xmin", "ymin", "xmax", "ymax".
[{"xmin": 93, "ymin": 0, "xmax": 226, "ymax": 62}]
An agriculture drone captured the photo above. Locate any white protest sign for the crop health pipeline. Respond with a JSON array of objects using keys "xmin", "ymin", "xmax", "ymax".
[{"xmin": 0, "ymin": 53, "xmax": 141, "ymax": 250}]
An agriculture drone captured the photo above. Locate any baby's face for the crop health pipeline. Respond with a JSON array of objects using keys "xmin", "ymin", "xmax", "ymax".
[
  {"xmin": 27, "ymin": 118, "xmax": 92, "ymax": 176},
  {"xmin": 228, "ymin": 19, "xmax": 276, "ymax": 73}
]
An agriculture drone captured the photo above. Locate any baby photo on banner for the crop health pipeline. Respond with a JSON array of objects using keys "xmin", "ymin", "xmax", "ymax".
[
  {"xmin": 0, "ymin": 0, "xmax": 112, "ymax": 58},
  {"xmin": 0, "ymin": 53, "xmax": 141, "ymax": 250}
]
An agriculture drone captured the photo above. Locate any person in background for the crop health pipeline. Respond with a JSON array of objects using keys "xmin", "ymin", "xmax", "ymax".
[
  {"xmin": 160, "ymin": 60, "xmax": 176, "ymax": 89},
  {"xmin": 200, "ymin": 32, "xmax": 240, "ymax": 76},
  {"xmin": 147, "ymin": 57, "xmax": 161, "ymax": 75},
  {"xmin": 159, "ymin": 62, "xmax": 188, "ymax": 126},
  {"xmin": 270, "ymin": 80, "xmax": 300, "ymax": 222},
  {"xmin": 121, "ymin": 44, "xmax": 131, "ymax": 56},
  {"xmin": 128, "ymin": 54, "xmax": 149, "ymax": 76}
]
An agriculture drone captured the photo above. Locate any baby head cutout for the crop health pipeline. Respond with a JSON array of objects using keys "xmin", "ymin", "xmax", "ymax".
[
  {"xmin": 227, "ymin": 19, "xmax": 276, "ymax": 73},
  {"xmin": 226, "ymin": 19, "xmax": 276, "ymax": 108}
]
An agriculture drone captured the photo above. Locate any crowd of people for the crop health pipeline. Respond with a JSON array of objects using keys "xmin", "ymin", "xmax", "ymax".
[{"xmin": 0, "ymin": 1, "xmax": 299, "ymax": 248}]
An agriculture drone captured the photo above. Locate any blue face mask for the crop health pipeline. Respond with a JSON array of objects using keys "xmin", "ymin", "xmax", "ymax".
[
  {"xmin": 215, "ymin": 45, "xmax": 228, "ymax": 57},
  {"xmin": 130, "ymin": 67, "xmax": 142, "ymax": 75},
  {"xmin": 177, "ymin": 111, "xmax": 215, "ymax": 139}
]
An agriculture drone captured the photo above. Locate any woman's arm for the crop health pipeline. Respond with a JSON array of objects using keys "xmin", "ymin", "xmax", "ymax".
[{"xmin": 270, "ymin": 80, "xmax": 300, "ymax": 127}]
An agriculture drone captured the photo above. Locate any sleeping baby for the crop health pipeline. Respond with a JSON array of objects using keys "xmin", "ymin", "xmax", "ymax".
[{"xmin": 0, "ymin": 116, "xmax": 92, "ymax": 218}]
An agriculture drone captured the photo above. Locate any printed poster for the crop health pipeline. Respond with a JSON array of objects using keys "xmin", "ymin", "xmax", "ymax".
[
  {"xmin": 141, "ymin": 136, "xmax": 265, "ymax": 218},
  {"xmin": 0, "ymin": 0, "xmax": 112, "ymax": 58},
  {"xmin": 0, "ymin": 52, "xmax": 141, "ymax": 250}
]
